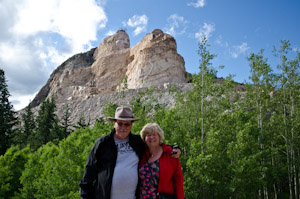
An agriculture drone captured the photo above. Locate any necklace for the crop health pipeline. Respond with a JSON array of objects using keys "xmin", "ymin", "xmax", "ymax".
[{"xmin": 150, "ymin": 148, "xmax": 162, "ymax": 157}]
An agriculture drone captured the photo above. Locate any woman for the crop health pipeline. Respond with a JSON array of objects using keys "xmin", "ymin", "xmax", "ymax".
[{"xmin": 139, "ymin": 123, "xmax": 184, "ymax": 199}]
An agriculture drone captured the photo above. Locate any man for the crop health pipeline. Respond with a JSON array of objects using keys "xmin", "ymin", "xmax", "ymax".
[{"xmin": 79, "ymin": 107, "xmax": 180, "ymax": 199}]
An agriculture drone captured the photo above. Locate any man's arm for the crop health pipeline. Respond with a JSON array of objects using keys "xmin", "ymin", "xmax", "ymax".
[
  {"xmin": 79, "ymin": 140, "xmax": 100, "ymax": 198},
  {"xmin": 170, "ymin": 145, "xmax": 181, "ymax": 158}
]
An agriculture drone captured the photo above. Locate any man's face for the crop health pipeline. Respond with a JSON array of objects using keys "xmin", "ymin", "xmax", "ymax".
[
  {"xmin": 115, "ymin": 32, "xmax": 130, "ymax": 49},
  {"xmin": 113, "ymin": 120, "xmax": 132, "ymax": 140}
]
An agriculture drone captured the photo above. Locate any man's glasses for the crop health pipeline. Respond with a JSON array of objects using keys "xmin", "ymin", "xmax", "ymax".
[{"xmin": 116, "ymin": 122, "xmax": 132, "ymax": 127}]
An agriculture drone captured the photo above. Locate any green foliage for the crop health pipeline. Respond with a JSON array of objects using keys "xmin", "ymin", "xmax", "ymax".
[
  {"xmin": 22, "ymin": 103, "xmax": 35, "ymax": 135},
  {"xmin": 154, "ymin": 39, "xmax": 300, "ymax": 198},
  {"xmin": 0, "ymin": 69, "xmax": 18, "ymax": 155},
  {"xmin": 17, "ymin": 121, "xmax": 110, "ymax": 199},
  {"xmin": 32, "ymin": 96, "xmax": 63, "ymax": 150},
  {"xmin": 120, "ymin": 75, "xmax": 128, "ymax": 97},
  {"xmin": 0, "ymin": 145, "xmax": 31, "ymax": 199},
  {"xmin": 153, "ymin": 38, "xmax": 237, "ymax": 198},
  {"xmin": 60, "ymin": 104, "xmax": 71, "ymax": 138},
  {"xmin": 271, "ymin": 40, "xmax": 300, "ymax": 198},
  {"xmin": 18, "ymin": 142, "xmax": 59, "ymax": 199},
  {"xmin": 11, "ymin": 103, "xmax": 36, "ymax": 148},
  {"xmin": 130, "ymin": 87, "xmax": 160, "ymax": 132},
  {"xmin": 73, "ymin": 114, "xmax": 90, "ymax": 129},
  {"xmin": 101, "ymin": 101, "xmax": 118, "ymax": 119}
]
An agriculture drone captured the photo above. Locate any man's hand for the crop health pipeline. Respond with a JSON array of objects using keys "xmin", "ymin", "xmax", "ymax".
[{"xmin": 170, "ymin": 145, "xmax": 181, "ymax": 158}]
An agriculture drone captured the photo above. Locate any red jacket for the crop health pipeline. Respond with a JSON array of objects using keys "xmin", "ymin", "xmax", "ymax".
[{"xmin": 139, "ymin": 143, "xmax": 184, "ymax": 199}]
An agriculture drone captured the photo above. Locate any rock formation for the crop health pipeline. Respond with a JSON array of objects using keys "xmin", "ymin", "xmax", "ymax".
[{"xmin": 29, "ymin": 29, "xmax": 189, "ymax": 125}]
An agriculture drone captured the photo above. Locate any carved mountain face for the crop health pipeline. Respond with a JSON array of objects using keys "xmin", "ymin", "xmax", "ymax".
[
  {"xmin": 115, "ymin": 30, "xmax": 130, "ymax": 49},
  {"xmin": 29, "ymin": 29, "xmax": 188, "ymax": 126}
]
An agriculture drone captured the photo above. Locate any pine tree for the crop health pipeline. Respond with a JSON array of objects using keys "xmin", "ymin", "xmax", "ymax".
[
  {"xmin": 60, "ymin": 104, "xmax": 71, "ymax": 138},
  {"xmin": 34, "ymin": 96, "xmax": 59, "ymax": 148},
  {"xmin": 73, "ymin": 114, "xmax": 89, "ymax": 129},
  {"xmin": 21, "ymin": 103, "xmax": 35, "ymax": 144},
  {"xmin": 0, "ymin": 68, "xmax": 17, "ymax": 155}
]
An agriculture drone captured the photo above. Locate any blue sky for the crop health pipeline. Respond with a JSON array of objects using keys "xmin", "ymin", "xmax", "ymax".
[{"xmin": 0, "ymin": 0, "xmax": 299, "ymax": 110}]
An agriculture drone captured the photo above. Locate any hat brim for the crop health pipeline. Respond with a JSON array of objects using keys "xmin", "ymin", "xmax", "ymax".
[{"xmin": 108, "ymin": 117, "xmax": 140, "ymax": 122}]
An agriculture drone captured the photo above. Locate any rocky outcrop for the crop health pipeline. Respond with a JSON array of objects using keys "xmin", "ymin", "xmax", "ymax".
[
  {"xmin": 31, "ymin": 48, "xmax": 96, "ymax": 107},
  {"xmin": 126, "ymin": 29, "xmax": 186, "ymax": 89},
  {"xmin": 56, "ymin": 83, "xmax": 192, "ymax": 126},
  {"xmin": 29, "ymin": 29, "xmax": 189, "ymax": 125}
]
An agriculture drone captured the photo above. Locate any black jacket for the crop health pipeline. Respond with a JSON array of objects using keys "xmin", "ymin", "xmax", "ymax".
[{"xmin": 79, "ymin": 129, "xmax": 145, "ymax": 199}]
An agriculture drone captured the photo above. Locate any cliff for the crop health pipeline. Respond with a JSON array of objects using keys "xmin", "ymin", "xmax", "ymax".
[{"xmin": 29, "ymin": 29, "xmax": 190, "ymax": 125}]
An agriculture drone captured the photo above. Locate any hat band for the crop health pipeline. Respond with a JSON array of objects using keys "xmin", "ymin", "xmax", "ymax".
[{"xmin": 117, "ymin": 116, "xmax": 134, "ymax": 118}]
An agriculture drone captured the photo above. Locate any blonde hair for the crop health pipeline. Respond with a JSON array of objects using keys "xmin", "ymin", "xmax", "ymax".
[{"xmin": 140, "ymin": 123, "xmax": 164, "ymax": 143}]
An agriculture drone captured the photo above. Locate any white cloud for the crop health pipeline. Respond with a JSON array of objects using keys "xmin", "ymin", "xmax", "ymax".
[
  {"xmin": 292, "ymin": 47, "xmax": 299, "ymax": 52},
  {"xmin": 0, "ymin": 42, "xmax": 49, "ymax": 92},
  {"xmin": 12, "ymin": 0, "xmax": 57, "ymax": 35},
  {"xmin": 124, "ymin": 14, "xmax": 148, "ymax": 36},
  {"xmin": 195, "ymin": 22, "xmax": 215, "ymax": 41},
  {"xmin": 188, "ymin": 0, "xmax": 206, "ymax": 8},
  {"xmin": 215, "ymin": 35, "xmax": 229, "ymax": 48},
  {"xmin": 106, "ymin": 30, "xmax": 116, "ymax": 36},
  {"xmin": 164, "ymin": 14, "xmax": 188, "ymax": 36},
  {"xmin": 45, "ymin": 46, "xmax": 68, "ymax": 66},
  {"xmin": 230, "ymin": 42, "xmax": 250, "ymax": 58},
  {"xmin": 215, "ymin": 35, "xmax": 223, "ymax": 46},
  {"xmin": 10, "ymin": 93, "xmax": 38, "ymax": 111},
  {"xmin": 13, "ymin": 0, "xmax": 107, "ymax": 53},
  {"xmin": 0, "ymin": 0, "xmax": 108, "ymax": 110}
]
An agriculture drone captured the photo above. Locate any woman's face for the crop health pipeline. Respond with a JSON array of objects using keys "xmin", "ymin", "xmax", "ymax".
[{"xmin": 145, "ymin": 131, "xmax": 160, "ymax": 147}]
